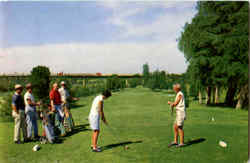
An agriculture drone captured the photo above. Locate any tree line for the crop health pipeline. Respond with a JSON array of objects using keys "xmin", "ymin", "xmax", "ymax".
[{"xmin": 178, "ymin": 1, "xmax": 248, "ymax": 109}]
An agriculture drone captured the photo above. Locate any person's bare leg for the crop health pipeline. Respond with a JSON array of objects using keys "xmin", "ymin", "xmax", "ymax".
[
  {"xmin": 178, "ymin": 126, "xmax": 184, "ymax": 144},
  {"xmin": 93, "ymin": 130, "xmax": 100, "ymax": 149},
  {"xmin": 91, "ymin": 131, "xmax": 96, "ymax": 147},
  {"xmin": 174, "ymin": 124, "xmax": 178, "ymax": 144}
]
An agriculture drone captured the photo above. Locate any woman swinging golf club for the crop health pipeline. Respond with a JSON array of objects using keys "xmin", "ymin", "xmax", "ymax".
[{"xmin": 88, "ymin": 90, "xmax": 112, "ymax": 152}]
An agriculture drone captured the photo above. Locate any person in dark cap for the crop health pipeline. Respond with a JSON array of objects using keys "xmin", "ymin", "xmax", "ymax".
[{"xmin": 88, "ymin": 90, "xmax": 112, "ymax": 152}]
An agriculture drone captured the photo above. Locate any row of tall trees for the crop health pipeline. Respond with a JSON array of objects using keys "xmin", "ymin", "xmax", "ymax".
[
  {"xmin": 178, "ymin": 1, "xmax": 248, "ymax": 109},
  {"xmin": 106, "ymin": 75, "xmax": 126, "ymax": 91},
  {"xmin": 142, "ymin": 63, "xmax": 168, "ymax": 89},
  {"xmin": 142, "ymin": 63, "xmax": 189, "ymax": 107}
]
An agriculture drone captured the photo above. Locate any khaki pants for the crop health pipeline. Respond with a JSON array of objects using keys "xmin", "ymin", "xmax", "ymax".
[{"xmin": 12, "ymin": 110, "xmax": 27, "ymax": 141}]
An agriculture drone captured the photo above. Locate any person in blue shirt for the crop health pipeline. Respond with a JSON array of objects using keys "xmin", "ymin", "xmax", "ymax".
[{"xmin": 12, "ymin": 84, "xmax": 27, "ymax": 144}]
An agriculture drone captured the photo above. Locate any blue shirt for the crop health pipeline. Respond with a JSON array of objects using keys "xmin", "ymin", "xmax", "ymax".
[{"xmin": 12, "ymin": 93, "xmax": 25, "ymax": 111}]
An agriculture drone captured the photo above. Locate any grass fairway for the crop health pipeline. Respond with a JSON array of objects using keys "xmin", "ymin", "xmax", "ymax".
[{"xmin": 0, "ymin": 87, "xmax": 248, "ymax": 163}]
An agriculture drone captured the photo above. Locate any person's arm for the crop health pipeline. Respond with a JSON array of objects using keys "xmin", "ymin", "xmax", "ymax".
[
  {"xmin": 11, "ymin": 95, "xmax": 19, "ymax": 114},
  {"xmin": 71, "ymin": 97, "xmax": 79, "ymax": 101},
  {"xmin": 11, "ymin": 104, "xmax": 18, "ymax": 114},
  {"xmin": 26, "ymin": 98, "xmax": 40, "ymax": 107},
  {"xmin": 98, "ymin": 101, "xmax": 107, "ymax": 125},
  {"xmin": 168, "ymin": 94, "xmax": 182, "ymax": 108},
  {"xmin": 50, "ymin": 100, "xmax": 55, "ymax": 112},
  {"xmin": 49, "ymin": 91, "xmax": 55, "ymax": 112},
  {"xmin": 68, "ymin": 91, "xmax": 79, "ymax": 101}
]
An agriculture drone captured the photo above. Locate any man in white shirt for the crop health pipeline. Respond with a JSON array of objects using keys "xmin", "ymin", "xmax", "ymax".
[
  {"xmin": 59, "ymin": 81, "xmax": 78, "ymax": 132},
  {"xmin": 88, "ymin": 90, "xmax": 112, "ymax": 152},
  {"xmin": 24, "ymin": 83, "xmax": 40, "ymax": 141},
  {"xmin": 168, "ymin": 83, "xmax": 186, "ymax": 147}
]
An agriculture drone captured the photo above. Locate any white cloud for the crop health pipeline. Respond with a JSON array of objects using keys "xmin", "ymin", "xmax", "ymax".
[
  {"xmin": 103, "ymin": 1, "xmax": 197, "ymax": 41},
  {"xmin": 0, "ymin": 42, "xmax": 187, "ymax": 74}
]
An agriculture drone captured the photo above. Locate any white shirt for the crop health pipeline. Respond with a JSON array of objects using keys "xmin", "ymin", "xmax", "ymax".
[
  {"xmin": 89, "ymin": 95, "xmax": 104, "ymax": 117},
  {"xmin": 24, "ymin": 91, "xmax": 36, "ymax": 112},
  {"xmin": 175, "ymin": 91, "xmax": 185, "ymax": 112},
  {"xmin": 59, "ymin": 87, "xmax": 70, "ymax": 103}
]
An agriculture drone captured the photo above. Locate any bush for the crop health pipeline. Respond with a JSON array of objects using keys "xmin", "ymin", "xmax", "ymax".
[
  {"xmin": 106, "ymin": 75, "xmax": 126, "ymax": 91},
  {"xmin": 0, "ymin": 78, "xmax": 27, "ymax": 93},
  {"xmin": 0, "ymin": 93, "xmax": 14, "ymax": 122},
  {"xmin": 0, "ymin": 79, "xmax": 10, "ymax": 92},
  {"xmin": 71, "ymin": 85, "xmax": 90, "ymax": 97},
  {"xmin": 144, "ymin": 70, "xmax": 168, "ymax": 90},
  {"xmin": 29, "ymin": 66, "xmax": 51, "ymax": 103}
]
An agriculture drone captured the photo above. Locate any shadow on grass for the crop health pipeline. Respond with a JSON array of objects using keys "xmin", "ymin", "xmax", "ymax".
[
  {"xmin": 33, "ymin": 124, "xmax": 90, "ymax": 144},
  {"xmin": 65, "ymin": 124, "xmax": 91, "ymax": 137},
  {"xmin": 206, "ymin": 103, "xmax": 236, "ymax": 109},
  {"xmin": 70, "ymin": 104, "xmax": 86, "ymax": 109},
  {"xmin": 184, "ymin": 138, "xmax": 206, "ymax": 147},
  {"xmin": 152, "ymin": 89, "xmax": 162, "ymax": 92},
  {"xmin": 102, "ymin": 140, "xmax": 143, "ymax": 151}
]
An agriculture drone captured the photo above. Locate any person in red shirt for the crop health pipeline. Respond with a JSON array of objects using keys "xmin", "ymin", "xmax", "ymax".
[{"xmin": 49, "ymin": 83, "xmax": 66, "ymax": 136}]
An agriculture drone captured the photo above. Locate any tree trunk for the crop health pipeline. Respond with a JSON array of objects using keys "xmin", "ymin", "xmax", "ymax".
[
  {"xmin": 125, "ymin": 80, "xmax": 129, "ymax": 88},
  {"xmin": 225, "ymin": 81, "xmax": 237, "ymax": 106},
  {"xmin": 82, "ymin": 80, "xmax": 86, "ymax": 88},
  {"xmin": 212, "ymin": 87, "xmax": 215, "ymax": 104},
  {"xmin": 206, "ymin": 86, "xmax": 211, "ymax": 105},
  {"xmin": 198, "ymin": 90, "xmax": 202, "ymax": 104},
  {"xmin": 236, "ymin": 84, "xmax": 248, "ymax": 109},
  {"xmin": 215, "ymin": 86, "xmax": 220, "ymax": 104}
]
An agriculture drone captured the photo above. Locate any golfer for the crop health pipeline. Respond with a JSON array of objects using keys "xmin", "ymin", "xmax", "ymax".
[
  {"xmin": 12, "ymin": 84, "xmax": 27, "ymax": 144},
  {"xmin": 24, "ymin": 83, "xmax": 41, "ymax": 142},
  {"xmin": 50, "ymin": 83, "xmax": 66, "ymax": 137},
  {"xmin": 168, "ymin": 83, "xmax": 186, "ymax": 147},
  {"xmin": 88, "ymin": 90, "xmax": 112, "ymax": 152},
  {"xmin": 59, "ymin": 81, "xmax": 78, "ymax": 132}
]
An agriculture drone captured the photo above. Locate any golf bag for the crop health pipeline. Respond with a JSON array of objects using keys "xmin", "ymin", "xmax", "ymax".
[
  {"xmin": 41, "ymin": 111, "xmax": 56, "ymax": 143},
  {"xmin": 43, "ymin": 123, "xmax": 55, "ymax": 143},
  {"xmin": 63, "ymin": 104, "xmax": 74, "ymax": 131}
]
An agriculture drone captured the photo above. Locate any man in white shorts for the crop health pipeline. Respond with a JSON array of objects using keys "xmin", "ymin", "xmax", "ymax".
[
  {"xmin": 88, "ymin": 90, "xmax": 112, "ymax": 152},
  {"xmin": 168, "ymin": 83, "xmax": 186, "ymax": 147}
]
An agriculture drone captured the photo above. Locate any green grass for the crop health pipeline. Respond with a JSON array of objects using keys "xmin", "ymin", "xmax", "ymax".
[{"xmin": 0, "ymin": 87, "xmax": 248, "ymax": 163}]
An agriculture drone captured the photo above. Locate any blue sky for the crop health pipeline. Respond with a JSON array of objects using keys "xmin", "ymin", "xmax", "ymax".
[{"xmin": 0, "ymin": 1, "xmax": 197, "ymax": 74}]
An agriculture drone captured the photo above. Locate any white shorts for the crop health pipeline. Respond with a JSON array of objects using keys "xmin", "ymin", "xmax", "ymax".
[
  {"xmin": 175, "ymin": 110, "xmax": 186, "ymax": 127},
  {"xmin": 88, "ymin": 115, "xmax": 100, "ymax": 131}
]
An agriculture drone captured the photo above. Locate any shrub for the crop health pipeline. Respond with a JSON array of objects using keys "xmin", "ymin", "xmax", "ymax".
[
  {"xmin": 106, "ymin": 75, "xmax": 126, "ymax": 91},
  {"xmin": 144, "ymin": 70, "xmax": 168, "ymax": 90},
  {"xmin": 0, "ymin": 79, "xmax": 10, "ymax": 92},
  {"xmin": 29, "ymin": 66, "xmax": 51, "ymax": 103},
  {"xmin": 128, "ymin": 78, "xmax": 142, "ymax": 88},
  {"xmin": 0, "ymin": 93, "xmax": 14, "ymax": 122}
]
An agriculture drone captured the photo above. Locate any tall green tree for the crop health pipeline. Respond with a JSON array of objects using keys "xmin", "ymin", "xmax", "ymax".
[
  {"xmin": 29, "ymin": 66, "xmax": 51, "ymax": 102},
  {"xmin": 142, "ymin": 63, "xmax": 150, "ymax": 77},
  {"xmin": 178, "ymin": 1, "xmax": 248, "ymax": 108},
  {"xmin": 142, "ymin": 63, "xmax": 150, "ymax": 86}
]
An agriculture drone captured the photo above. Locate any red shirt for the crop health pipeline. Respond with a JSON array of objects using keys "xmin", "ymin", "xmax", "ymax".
[{"xmin": 49, "ymin": 89, "xmax": 61, "ymax": 105}]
